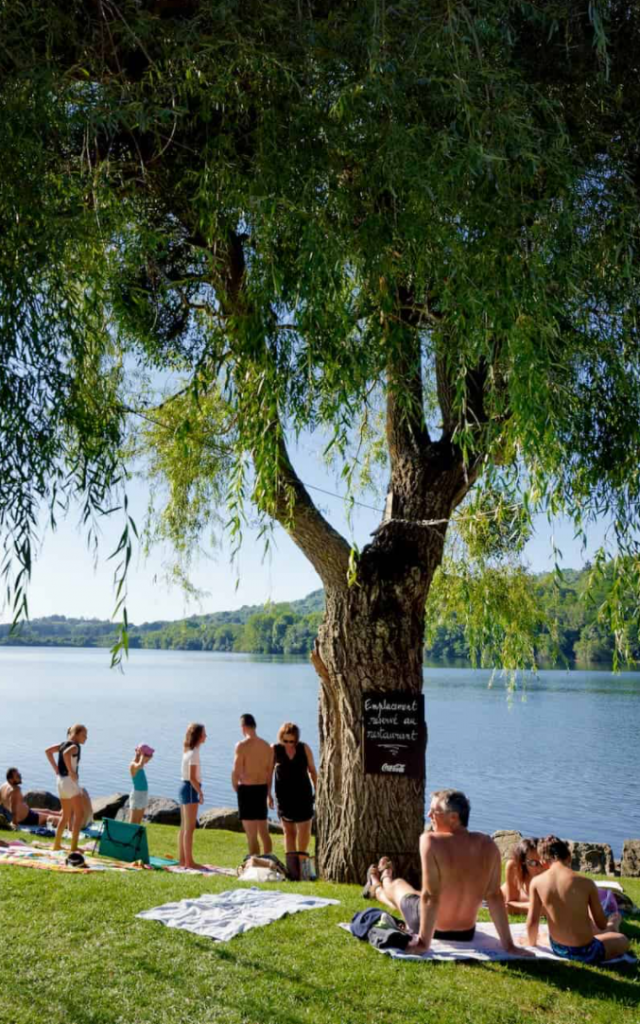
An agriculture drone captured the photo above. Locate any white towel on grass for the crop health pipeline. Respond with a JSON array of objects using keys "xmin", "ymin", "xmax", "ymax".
[
  {"xmin": 138, "ymin": 887, "xmax": 339, "ymax": 941},
  {"xmin": 339, "ymin": 921, "xmax": 637, "ymax": 964}
]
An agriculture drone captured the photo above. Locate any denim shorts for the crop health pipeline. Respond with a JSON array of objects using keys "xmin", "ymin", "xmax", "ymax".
[{"xmin": 179, "ymin": 781, "xmax": 200, "ymax": 805}]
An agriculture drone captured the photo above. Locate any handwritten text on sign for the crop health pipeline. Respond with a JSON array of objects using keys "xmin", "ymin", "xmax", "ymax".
[{"xmin": 362, "ymin": 692, "xmax": 426, "ymax": 778}]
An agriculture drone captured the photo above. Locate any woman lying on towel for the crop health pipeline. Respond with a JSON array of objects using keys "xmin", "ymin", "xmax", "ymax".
[{"xmin": 502, "ymin": 838, "xmax": 547, "ymax": 914}]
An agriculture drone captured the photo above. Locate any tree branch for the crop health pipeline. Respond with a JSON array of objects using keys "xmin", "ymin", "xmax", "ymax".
[{"xmin": 212, "ymin": 231, "xmax": 351, "ymax": 590}]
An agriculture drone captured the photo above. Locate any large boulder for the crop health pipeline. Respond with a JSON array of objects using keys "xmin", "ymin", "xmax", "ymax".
[
  {"xmin": 92, "ymin": 793, "xmax": 128, "ymax": 820},
  {"xmin": 116, "ymin": 796, "xmax": 181, "ymax": 826},
  {"xmin": 566, "ymin": 840, "xmax": 616, "ymax": 876},
  {"xmin": 621, "ymin": 840, "xmax": 640, "ymax": 877},
  {"xmin": 24, "ymin": 789, "xmax": 61, "ymax": 812},
  {"xmin": 492, "ymin": 830, "xmax": 523, "ymax": 860},
  {"xmin": 199, "ymin": 807, "xmax": 283, "ymax": 834}
]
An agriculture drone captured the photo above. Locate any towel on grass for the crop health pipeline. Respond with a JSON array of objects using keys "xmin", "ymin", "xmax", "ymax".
[
  {"xmin": 339, "ymin": 921, "xmax": 637, "ymax": 965},
  {"xmin": 138, "ymin": 887, "xmax": 339, "ymax": 941},
  {"xmin": 164, "ymin": 864, "xmax": 236, "ymax": 876}
]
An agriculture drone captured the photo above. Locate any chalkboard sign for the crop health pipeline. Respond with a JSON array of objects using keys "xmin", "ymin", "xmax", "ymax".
[{"xmin": 362, "ymin": 692, "xmax": 426, "ymax": 778}]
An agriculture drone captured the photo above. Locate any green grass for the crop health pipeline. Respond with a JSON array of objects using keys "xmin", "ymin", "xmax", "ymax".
[{"xmin": 1, "ymin": 824, "xmax": 638, "ymax": 1024}]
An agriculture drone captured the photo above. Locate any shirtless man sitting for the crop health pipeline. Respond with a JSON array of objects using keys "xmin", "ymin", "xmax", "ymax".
[
  {"xmin": 526, "ymin": 835, "xmax": 629, "ymax": 963},
  {"xmin": 0, "ymin": 768, "xmax": 62, "ymax": 828},
  {"xmin": 365, "ymin": 789, "xmax": 527, "ymax": 955},
  {"xmin": 231, "ymin": 714, "xmax": 274, "ymax": 857}
]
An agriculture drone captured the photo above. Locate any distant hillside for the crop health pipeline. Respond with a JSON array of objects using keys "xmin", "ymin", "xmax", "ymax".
[
  {"xmin": 0, "ymin": 571, "xmax": 636, "ymax": 665},
  {"xmin": 0, "ymin": 589, "xmax": 326, "ymax": 655}
]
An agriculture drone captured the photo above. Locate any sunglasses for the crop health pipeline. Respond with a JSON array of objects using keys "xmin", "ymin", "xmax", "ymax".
[
  {"xmin": 282, "ymin": 739, "xmax": 296, "ymax": 745},
  {"xmin": 526, "ymin": 859, "xmax": 542, "ymax": 868}
]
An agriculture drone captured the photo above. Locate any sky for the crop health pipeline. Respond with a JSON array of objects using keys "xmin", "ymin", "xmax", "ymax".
[{"xmin": 1, "ymin": 431, "xmax": 613, "ymax": 626}]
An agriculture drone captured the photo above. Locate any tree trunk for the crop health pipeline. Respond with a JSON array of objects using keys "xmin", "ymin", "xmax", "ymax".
[{"xmin": 315, "ymin": 523, "xmax": 445, "ymax": 885}]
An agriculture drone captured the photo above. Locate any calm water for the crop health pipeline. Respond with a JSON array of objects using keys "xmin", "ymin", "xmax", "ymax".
[{"xmin": 1, "ymin": 647, "xmax": 638, "ymax": 857}]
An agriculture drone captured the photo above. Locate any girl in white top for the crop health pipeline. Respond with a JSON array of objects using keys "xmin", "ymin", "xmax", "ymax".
[{"xmin": 178, "ymin": 722, "xmax": 207, "ymax": 869}]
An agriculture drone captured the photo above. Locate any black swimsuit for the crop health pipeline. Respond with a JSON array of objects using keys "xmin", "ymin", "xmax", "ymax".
[{"xmin": 274, "ymin": 743, "xmax": 314, "ymax": 823}]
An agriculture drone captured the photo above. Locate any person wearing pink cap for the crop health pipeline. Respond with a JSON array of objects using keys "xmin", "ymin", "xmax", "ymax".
[{"xmin": 128, "ymin": 744, "xmax": 154, "ymax": 824}]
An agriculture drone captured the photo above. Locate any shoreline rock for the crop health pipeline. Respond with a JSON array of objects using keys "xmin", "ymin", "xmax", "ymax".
[
  {"xmin": 492, "ymin": 830, "xmax": 618, "ymax": 876},
  {"xmin": 24, "ymin": 790, "xmax": 61, "ymax": 812}
]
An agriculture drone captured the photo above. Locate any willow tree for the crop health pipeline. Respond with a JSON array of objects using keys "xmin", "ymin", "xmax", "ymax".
[{"xmin": 2, "ymin": 1, "xmax": 640, "ymax": 881}]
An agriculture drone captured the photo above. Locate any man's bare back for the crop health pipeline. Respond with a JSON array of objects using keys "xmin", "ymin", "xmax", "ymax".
[
  {"xmin": 233, "ymin": 735, "xmax": 273, "ymax": 785},
  {"xmin": 421, "ymin": 828, "xmax": 496, "ymax": 931}
]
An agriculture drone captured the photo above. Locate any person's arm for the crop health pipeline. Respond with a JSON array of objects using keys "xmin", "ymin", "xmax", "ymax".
[
  {"xmin": 231, "ymin": 744, "xmax": 242, "ymax": 792},
  {"xmin": 486, "ymin": 845, "xmax": 528, "ymax": 954},
  {"xmin": 304, "ymin": 744, "xmax": 318, "ymax": 791},
  {"xmin": 588, "ymin": 882, "xmax": 609, "ymax": 932},
  {"xmin": 45, "ymin": 743, "xmax": 61, "ymax": 775},
  {"xmin": 503, "ymin": 860, "xmax": 530, "ymax": 914},
  {"xmin": 62, "ymin": 744, "xmax": 79, "ymax": 781},
  {"xmin": 407, "ymin": 832, "xmax": 440, "ymax": 952},
  {"xmin": 525, "ymin": 879, "xmax": 543, "ymax": 947},
  {"xmin": 9, "ymin": 787, "xmax": 21, "ymax": 820},
  {"xmin": 189, "ymin": 760, "xmax": 204, "ymax": 803},
  {"xmin": 267, "ymin": 746, "xmax": 275, "ymax": 809}
]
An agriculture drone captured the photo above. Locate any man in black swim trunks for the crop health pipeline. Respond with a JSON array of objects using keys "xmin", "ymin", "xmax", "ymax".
[
  {"xmin": 365, "ymin": 789, "xmax": 527, "ymax": 955},
  {"xmin": 231, "ymin": 715, "xmax": 273, "ymax": 857},
  {"xmin": 0, "ymin": 768, "xmax": 62, "ymax": 829}
]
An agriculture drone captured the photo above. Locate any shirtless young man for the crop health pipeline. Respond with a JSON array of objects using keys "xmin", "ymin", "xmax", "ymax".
[
  {"xmin": 231, "ymin": 714, "xmax": 274, "ymax": 857},
  {"xmin": 0, "ymin": 768, "xmax": 62, "ymax": 828},
  {"xmin": 366, "ymin": 789, "xmax": 527, "ymax": 955},
  {"xmin": 526, "ymin": 835, "xmax": 629, "ymax": 963}
]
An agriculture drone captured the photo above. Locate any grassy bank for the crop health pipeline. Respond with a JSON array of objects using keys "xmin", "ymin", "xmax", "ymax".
[{"xmin": 1, "ymin": 824, "xmax": 638, "ymax": 1024}]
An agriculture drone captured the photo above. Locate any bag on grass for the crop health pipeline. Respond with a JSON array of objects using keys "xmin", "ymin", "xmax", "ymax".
[
  {"xmin": 98, "ymin": 818, "xmax": 149, "ymax": 864},
  {"xmin": 368, "ymin": 925, "xmax": 411, "ymax": 951},
  {"xmin": 285, "ymin": 850, "xmax": 315, "ymax": 881}
]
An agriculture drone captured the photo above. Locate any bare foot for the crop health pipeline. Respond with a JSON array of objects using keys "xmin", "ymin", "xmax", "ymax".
[{"xmin": 378, "ymin": 856, "xmax": 394, "ymax": 880}]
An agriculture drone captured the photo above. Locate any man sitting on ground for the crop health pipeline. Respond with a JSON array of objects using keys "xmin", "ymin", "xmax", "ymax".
[
  {"xmin": 0, "ymin": 768, "xmax": 62, "ymax": 828},
  {"xmin": 526, "ymin": 835, "xmax": 629, "ymax": 963},
  {"xmin": 231, "ymin": 714, "xmax": 274, "ymax": 858},
  {"xmin": 365, "ymin": 788, "xmax": 527, "ymax": 955}
]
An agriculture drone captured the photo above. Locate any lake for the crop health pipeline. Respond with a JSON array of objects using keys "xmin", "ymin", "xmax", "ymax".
[{"xmin": 1, "ymin": 647, "xmax": 638, "ymax": 857}]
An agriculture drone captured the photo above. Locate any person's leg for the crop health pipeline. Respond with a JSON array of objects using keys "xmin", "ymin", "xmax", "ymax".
[
  {"xmin": 282, "ymin": 819, "xmax": 297, "ymax": 854},
  {"xmin": 242, "ymin": 820, "xmax": 259, "ymax": 856},
  {"xmin": 34, "ymin": 809, "xmax": 62, "ymax": 826},
  {"xmin": 178, "ymin": 805, "xmax": 186, "ymax": 865},
  {"xmin": 183, "ymin": 803, "xmax": 202, "ymax": 869},
  {"xmin": 376, "ymin": 863, "xmax": 419, "ymax": 917},
  {"xmin": 53, "ymin": 799, "xmax": 71, "ymax": 850},
  {"xmin": 595, "ymin": 931, "xmax": 630, "ymax": 959},
  {"xmin": 295, "ymin": 820, "xmax": 312, "ymax": 854},
  {"xmin": 69, "ymin": 793, "xmax": 84, "ymax": 851},
  {"xmin": 256, "ymin": 820, "xmax": 272, "ymax": 855},
  {"xmin": 129, "ymin": 807, "xmax": 144, "ymax": 825}
]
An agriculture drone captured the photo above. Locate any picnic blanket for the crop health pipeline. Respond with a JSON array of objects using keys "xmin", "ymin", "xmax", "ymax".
[
  {"xmin": 0, "ymin": 845, "xmax": 139, "ymax": 874},
  {"xmin": 138, "ymin": 887, "xmax": 339, "ymax": 941},
  {"xmin": 339, "ymin": 921, "xmax": 636, "ymax": 964}
]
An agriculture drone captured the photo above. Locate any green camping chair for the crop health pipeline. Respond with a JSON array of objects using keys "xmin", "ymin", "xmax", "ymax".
[{"xmin": 98, "ymin": 818, "xmax": 150, "ymax": 864}]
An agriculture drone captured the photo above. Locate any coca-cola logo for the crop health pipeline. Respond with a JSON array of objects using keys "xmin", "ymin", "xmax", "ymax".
[{"xmin": 381, "ymin": 763, "xmax": 406, "ymax": 773}]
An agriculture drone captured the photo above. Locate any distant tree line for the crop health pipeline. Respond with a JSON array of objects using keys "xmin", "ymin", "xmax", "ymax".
[{"xmin": 1, "ymin": 568, "xmax": 638, "ymax": 665}]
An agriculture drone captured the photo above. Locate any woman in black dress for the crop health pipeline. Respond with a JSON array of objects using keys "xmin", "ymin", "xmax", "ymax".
[{"xmin": 270, "ymin": 722, "xmax": 317, "ymax": 854}]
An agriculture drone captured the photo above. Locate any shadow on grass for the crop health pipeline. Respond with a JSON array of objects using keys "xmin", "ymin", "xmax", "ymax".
[{"xmin": 471, "ymin": 956, "xmax": 639, "ymax": 1005}]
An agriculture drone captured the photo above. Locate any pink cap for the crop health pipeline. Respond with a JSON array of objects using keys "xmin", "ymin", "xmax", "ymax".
[{"xmin": 136, "ymin": 744, "xmax": 155, "ymax": 757}]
